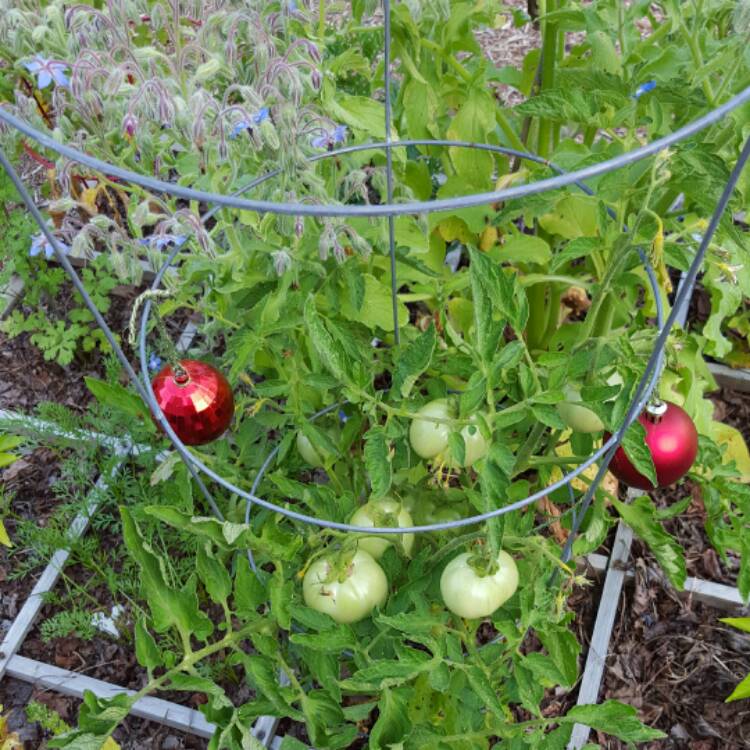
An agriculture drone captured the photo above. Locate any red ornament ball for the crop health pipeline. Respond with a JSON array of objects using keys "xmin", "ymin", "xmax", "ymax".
[
  {"xmin": 607, "ymin": 401, "xmax": 698, "ymax": 490},
  {"xmin": 151, "ymin": 359, "xmax": 234, "ymax": 446}
]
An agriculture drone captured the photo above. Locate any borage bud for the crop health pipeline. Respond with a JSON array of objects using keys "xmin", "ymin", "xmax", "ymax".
[
  {"xmin": 295, "ymin": 216, "xmax": 304, "ymax": 238},
  {"xmin": 122, "ymin": 112, "xmax": 138, "ymax": 138},
  {"xmin": 333, "ymin": 238, "xmax": 345, "ymax": 263},
  {"xmin": 272, "ymin": 250, "xmax": 292, "ymax": 276}
]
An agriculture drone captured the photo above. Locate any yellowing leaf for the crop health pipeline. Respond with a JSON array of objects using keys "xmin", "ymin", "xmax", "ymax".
[
  {"xmin": 0, "ymin": 706, "xmax": 22, "ymax": 749},
  {"xmin": 539, "ymin": 195, "xmax": 599, "ymax": 239},
  {"xmin": 78, "ymin": 187, "xmax": 100, "ymax": 215},
  {"xmin": 437, "ymin": 216, "xmax": 472, "ymax": 244},
  {"xmin": 103, "ymin": 737, "xmax": 122, "ymax": 749},
  {"xmin": 499, "ymin": 235, "xmax": 552, "ymax": 266},
  {"xmin": 479, "ymin": 226, "xmax": 498, "ymax": 252},
  {"xmin": 711, "ymin": 421, "xmax": 750, "ymax": 482},
  {"xmin": 0, "ymin": 520, "xmax": 10, "ymax": 548},
  {"xmin": 551, "ymin": 441, "xmax": 618, "ymax": 496},
  {"xmin": 447, "ymin": 298, "xmax": 473, "ymax": 335}
]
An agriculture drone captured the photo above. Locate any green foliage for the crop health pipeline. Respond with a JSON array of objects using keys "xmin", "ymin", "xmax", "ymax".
[{"xmin": 39, "ymin": 608, "xmax": 97, "ymax": 643}]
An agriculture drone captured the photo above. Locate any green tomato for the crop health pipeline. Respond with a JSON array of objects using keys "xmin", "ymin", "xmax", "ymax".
[
  {"xmin": 302, "ymin": 549, "xmax": 388, "ymax": 624},
  {"xmin": 350, "ymin": 499, "xmax": 415, "ymax": 559},
  {"xmin": 445, "ymin": 420, "xmax": 489, "ymax": 468},
  {"xmin": 440, "ymin": 550, "xmax": 519, "ymax": 619},
  {"xmin": 556, "ymin": 388, "xmax": 605, "ymax": 434},
  {"xmin": 555, "ymin": 373, "xmax": 622, "ymax": 434},
  {"xmin": 296, "ymin": 431, "xmax": 324, "ymax": 467},
  {"xmin": 409, "ymin": 399, "xmax": 451, "ymax": 459}
]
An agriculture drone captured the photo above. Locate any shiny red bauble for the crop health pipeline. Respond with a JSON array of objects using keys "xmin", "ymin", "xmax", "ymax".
[
  {"xmin": 607, "ymin": 401, "xmax": 698, "ymax": 490},
  {"xmin": 151, "ymin": 359, "xmax": 234, "ymax": 446}
]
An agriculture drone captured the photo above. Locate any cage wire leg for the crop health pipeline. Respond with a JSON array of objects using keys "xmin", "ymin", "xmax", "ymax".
[
  {"xmin": 0, "ymin": 147, "xmax": 225, "ymax": 522},
  {"xmin": 383, "ymin": 0, "xmax": 400, "ymax": 344}
]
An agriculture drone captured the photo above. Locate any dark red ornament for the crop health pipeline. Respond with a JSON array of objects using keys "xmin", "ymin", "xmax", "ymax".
[
  {"xmin": 607, "ymin": 401, "xmax": 698, "ymax": 490},
  {"xmin": 151, "ymin": 359, "xmax": 234, "ymax": 446}
]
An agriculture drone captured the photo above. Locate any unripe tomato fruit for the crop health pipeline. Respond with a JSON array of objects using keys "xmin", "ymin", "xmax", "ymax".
[
  {"xmin": 607, "ymin": 401, "xmax": 698, "ymax": 490},
  {"xmin": 440, "ymin": 550, "xmax": 518, "ymax": 619},
  {"xmin": 151, "ymin": 359, "xmax": 234, "ymax": 446},
  {"xmin": 350, "ymin": 499, "xmax": 414, "ymax": 559},
  {"xmin": 409, "ymin": 399, "xmax": 451, "ymax": 459},
  {"xmin": 302, "ymin": 550, "xmax": 388, "ymax": 624},
  {"xmin": 556, "ymin": 372, "xmax": 623, "ymax": 434},
  {"xmin": 410, "ymin": 400, "xmax": 490, "ymax": 468},
  {"xmin": 296, "ymin": 432, "xmax": 325, "ymax": 467},
  {"xmin": 448, "ymin": 421, "xmax": 490, "ymax": 468},
  {"xmin": 556, "ymin": 388, "xmax": 604, "ymax": 434}
]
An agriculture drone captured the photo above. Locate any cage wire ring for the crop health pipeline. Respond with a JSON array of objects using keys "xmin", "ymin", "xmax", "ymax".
[
  {"xmin": 2, "ymin": 85, "xmax": 750, "ymax": 216},
  {"xmin": 134, "ymin": 138, "xmax": 668, "ymax": 537}
]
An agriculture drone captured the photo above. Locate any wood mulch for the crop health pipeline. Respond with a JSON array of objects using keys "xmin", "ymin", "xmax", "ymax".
[{"xmin": 600, "ymin": 560, "xmax": 750, "ymax": 749}]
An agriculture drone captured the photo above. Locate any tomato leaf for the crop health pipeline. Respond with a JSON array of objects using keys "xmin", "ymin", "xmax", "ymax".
[
  {"xmin": 499, "ymin": 234, "xmax": 552, "ymax": 266},
  {"xmin": 562, "ymin": 700, "xmax": 666, "ymax": 741},
  {"xmin": 537, "ymin": 626, "xmax": 580, "ymax": 688},
  {"xmin": 196, "ymin": 543, "xmax": 232, "ymax": 605},
  {"xmin": 448, "ymin": 431, "xmax": 466, "ymax": 467},
  {"xmin": 303, "ymin": 296, "xmax": 357, "ymax": 388},
  {"xmin": 620, "ymin": 420, "xmax": 657, "ymax": 488},
  {"xmin": 612, "ymin": 495, "xmax": 687, "ymax": 589},
  {"xmin": 134, "ymin": 617, "xmax": 161, "ymax": 671},
  {"xmin": 721, "ymin": 617, "xmax": 750, "ymax": 634},
  {"xmin": 121, "ymin": 508, "xmax": 214, "ymax": 642},
  {"xmin": 469, "ymin": 248, "xmax": 505, "ymax": 364},
  {"xmin": 490, "ymin": 341, "xmax": 525, "ymax": 387},
  {"xmin": 531, "ymin": 404, "xmax": 567, "ymax": 430},
  {"xmin": 234, "ymin": 555, "xmax": 267, "ymax": 614},
  {"xmin": 290, "ymin": 628, "xmax": 357, "ymax": 653},
  {"xmin": 459, "ymin": 372, "xmax": 487, "ymax": 417},
  {"xmin": 364, "ymin": 426, "xmax": 392, "ymax": 498},
  {"xmin": 463, "ymin": 664, "xmax": 506, "ymax": 719},
  {"xmin": 391, "ymin": 324, "xmax": 436, "ymax": 398},
  {"xmin": 369, "ymin": 687, "xmax": 411, "ymax": 750},
  {"xmin": 269, "ymin": 565, "xmax": 292, "ymax": 630}
]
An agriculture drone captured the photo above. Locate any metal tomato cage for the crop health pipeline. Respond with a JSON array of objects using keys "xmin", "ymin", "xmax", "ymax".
[{"xmin": 2, "ymin": 0, "xmax": 750, "ymax": 745}]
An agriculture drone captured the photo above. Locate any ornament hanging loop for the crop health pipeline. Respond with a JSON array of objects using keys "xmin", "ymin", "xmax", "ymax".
[{"xmin": 644, "ymin": 397, "xmax": 668, "ymax": 423}]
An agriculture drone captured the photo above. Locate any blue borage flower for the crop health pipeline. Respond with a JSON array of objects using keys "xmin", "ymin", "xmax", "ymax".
[
  {"xmin": 311, "ymin": 124, "xmax": 347, "ymax": 149},
  {"xmin": 138, "ymin": 234, "xmax": 187, "ymax": 250},
  {"xmin": 23, "ymin": 56, "xmax": 70, "ymax": 90},
  {"xmin": 148, "ymin": 353, "xmax": 163, "ymax": 372},
  {"xmin": 29, "ymin": 233, "xmax": 69, "ymax": 260},
  {"xmin": 229, "ymin": 108, "xmax": 270, "ymax": 139},
  {"xmin": 633, "ymin": 80, "xmax": 657, "ymax": 99}
]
